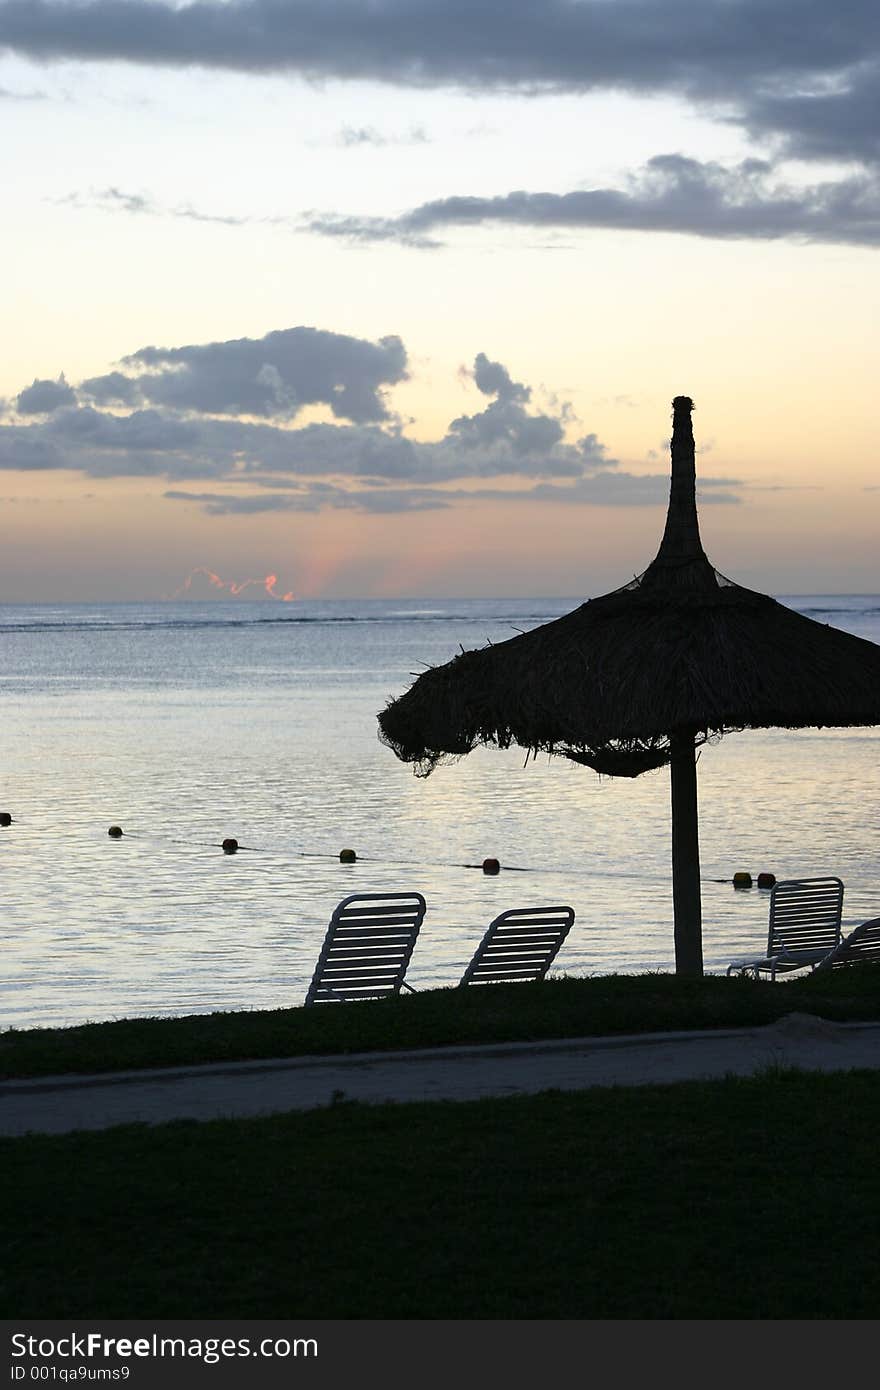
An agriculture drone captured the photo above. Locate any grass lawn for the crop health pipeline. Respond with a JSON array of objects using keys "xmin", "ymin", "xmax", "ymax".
[
  {"xmin": 3, "ymin": 966, "xmax": 880, "ymax": 1080},
  {"xmin": 4, "ymin": 1067, "xmax": 880, "ymax": 1318},
  {"xmin": 5, "ymin": 968, "xmax": 880, "ymax": 1320}
]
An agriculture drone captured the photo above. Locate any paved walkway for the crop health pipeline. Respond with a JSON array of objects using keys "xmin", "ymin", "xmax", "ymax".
[{"xmin": 4, "ymin": 1012, "xmax": 880, "ymax": 1136}]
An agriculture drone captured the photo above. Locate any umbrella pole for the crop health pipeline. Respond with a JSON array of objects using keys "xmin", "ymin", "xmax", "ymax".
[{"xmin": 670, "ymin": 728, "xmax": 704, "ymax": 977}]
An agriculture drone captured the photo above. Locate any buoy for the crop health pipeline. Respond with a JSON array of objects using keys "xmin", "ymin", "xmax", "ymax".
[
  {"xmin": 108, "ymin": 825, "xmax": 123, "ymax": 839},
  {"xmin": 0, "ymin": 812, "xmax": 12, "ymax": 827},
  {"xmin": 757, "ymin": 872, "xmax": 776, "ymax": 890},
  {"xmin": 482, "ymin": 857, "xmax": 501, "ymax": 875},
  {"xmin": 732, "ymin": 871, "xmax": 752, "ymax": 889},
  {"xmin": 222, "ymin": 838, "xmax": 239, "ymax": 854},
  {"xmin": 339, "ymin": 848, "xmax": 357, "ymax": 863}
]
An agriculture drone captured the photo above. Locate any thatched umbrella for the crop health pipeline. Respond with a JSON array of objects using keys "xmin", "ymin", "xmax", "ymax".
[{"xmin": 378, "ymin": 397, "xmax": 880, "ymax": 975}]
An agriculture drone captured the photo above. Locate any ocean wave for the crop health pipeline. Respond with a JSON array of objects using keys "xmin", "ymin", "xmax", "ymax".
[
  {"xmin": 794, "ymin": 606, "xmax": 880, "ymax": 616},
  {"xmin": 0, "ymin": 611, "xmax": 562, "ymax": 635},
  {"xmin": 1, "ymin": 596, "xmax": 877, "ymax": 634}
]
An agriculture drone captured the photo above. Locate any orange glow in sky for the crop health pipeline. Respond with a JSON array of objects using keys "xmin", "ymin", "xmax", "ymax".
[{"xmin": 169, "ymin": 568, "xmax": 295, "ymax": 601}]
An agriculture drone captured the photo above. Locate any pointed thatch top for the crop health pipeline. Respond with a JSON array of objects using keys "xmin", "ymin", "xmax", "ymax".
[
  {"xmin": 641, "ymin": 396, "xmax": 715, "ymax": 591},
  {"xmin": 379, "ymin": 395, "xmax": 880, "ymax": 777}
]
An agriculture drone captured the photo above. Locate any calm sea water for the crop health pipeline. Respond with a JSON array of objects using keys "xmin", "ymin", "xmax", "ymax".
[{"xmin": 1, "ymin": 595, "xmax": 879, "ymax": 1030}]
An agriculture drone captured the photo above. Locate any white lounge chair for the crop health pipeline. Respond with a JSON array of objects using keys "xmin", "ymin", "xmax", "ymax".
[
  {"xmin": 304, "ymin": 892, "xmax": 426, "ymax": 1004},
  {"xmin": 813, "ymin": 917, "xmax": 880, "ymax": 971},
  {"xmin": 727, "ymin": 876, "xmax": 844, "ymax": 981},
  {"xmin": 459, "ymin": 905, "xmax": 575, "ymax": 986}
]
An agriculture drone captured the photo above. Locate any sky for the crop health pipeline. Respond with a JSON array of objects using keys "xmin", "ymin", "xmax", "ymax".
[{"xmin": 1, "ymin": 0, "xmax": 878, "ymax": 602}]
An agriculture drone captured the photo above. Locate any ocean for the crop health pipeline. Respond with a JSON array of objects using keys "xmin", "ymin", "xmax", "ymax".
[{"xmin": 1, "ymin": 594, "xmax": 878, "ymax": 1030}]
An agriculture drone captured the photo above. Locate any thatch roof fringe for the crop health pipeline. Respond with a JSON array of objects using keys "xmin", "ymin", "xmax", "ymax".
[{"xmin": 378, "ymin": 586, "xmax": 880, "ymax": 777}]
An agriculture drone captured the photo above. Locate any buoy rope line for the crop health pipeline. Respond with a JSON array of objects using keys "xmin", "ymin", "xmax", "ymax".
[{"xmin": 0, "ymin": 813, "xmax": 775, "ymax": 886}]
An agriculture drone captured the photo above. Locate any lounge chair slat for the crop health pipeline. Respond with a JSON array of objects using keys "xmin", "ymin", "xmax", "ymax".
[
  {"xmin": 332, "ymin": 916, "xmax": 424, "ymax": 930},
  {"xmin": 773, "ymin": 900, "xmax": 843, "ymax": 914},
  {"xmin": 334, "ymin": 908, "xmax": 423, "ymax": 922},
  {"xmin": 321, "ymin": 959, "xmax": 415, "ymax": 974},
  {"xmin": 772, "ymin": 910, "xmax": 842, "ymax": 922},
  {"xmin": 773, "ymin": 928, "xmax": 840, "ymax": 939},
  {"xmin": 477, "ymin": 912, "xmax": 573, "ymax": 925},
  {"xmin": 475, "ymin": 930, "xmax": 568, "ymax": 943},
  {"xmin": 471, "ymin": 945, "xmax": 562, "ymax": 960},
  {"xmin": 336, "ymin": 896, "xmax": 425, "ymax": 909},
  {"xmin": 488, "ymin": 928, "xmax": 570, "ymax": 938},
  {"xmin": 322, "ymin": 956, "xmax": 415, "ymax": 971},
  {"xmin": 318, "ymin": 970, "xmax": 406, "ymax": 985},
  {"xmin": 468, "ymin": 969, "xmax": 552, "ymax": 981},
  {"xmin": 326, "ymin": 927, "xmax": 420, "ymax": 941},
  {"xmin": 773, "ymin": 904, "xmax": 842, "ymax": 918},
  {"xmin": 469, "ymin": 962, "xmax": 554, "ymax": 975}
]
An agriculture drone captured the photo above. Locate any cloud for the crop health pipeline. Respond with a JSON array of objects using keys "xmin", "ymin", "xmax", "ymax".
[
  {"xmin": 16, "ymin": 374, "xmax": 77, "ymax": 414},
  {"xmin": 0, "ymin": 83, "xmax": 46, "ymax": 100},
  {"xmin": 305, "ymin": 154, "xmax": 880, "ymax": 248},
  {"xmin": 163, "ymin": 485, "xmax": 455, "ymax": 514},
  {"xmin": 67, "ymin": 161, "xmax": 880, "ymax": 254},
  {"xmin": 43, "ymin": 405, "xmax": 200, "ymax": 452},
  {"xmin": 75, "ymin": 325, "xmax": 408, "ymax": 423},
  {"xmin": 0, "ymin": 388, "xmax": 606, "ymax": 485},
  {"xmin": 0, "ymin": 1, "xmax": 868, "ymax": 99},
  {"xmin": 1, "ymin": 1, "xmax": 877, "ymax": 170},
  {"xmin": 446, "ymin": 353, "xmax": 567, "ymax": 460},
  {"xmin": 738, "ymin": 59, "xmax": 880, "ymax": 167},
  {"xmin": 304, "ymin": 211, "xmax": 438, "ymax": 250},
  {"xmin": 0, "ymin": 422, "xmax": 68, "ymax": 469},
  {"xmin": 164, "ymin": 471, "xmax": 742, "ymax": 516},
  {"xmin": 472, "ymin": 353, "xmax": 529, "ymax": 404},
  {"xmin": 78, "ymin": 369, "xmax": 142, "ymax": 408},
  {"xmin": 57, "ymin": 186, "xmax": 278, "ymax": 228},
  {"xmin": 336, "ymin": 124, "xmax": 429, "ymax": 148},
  {"xmin": 0, "ymin": 330, "xmax": 744, "ymax": 513}
]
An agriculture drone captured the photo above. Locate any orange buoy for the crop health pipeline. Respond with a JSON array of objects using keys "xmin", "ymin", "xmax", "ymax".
[
  {"xmin": 757, "ymin": 872, "xmax": 776, "ymax": 889},
  {"xmin": 0, "ymin": 812, "xmax": 12, "ymax": 827},
  {"xmin": 339, "ymin": 848, "xmax": 357, "ymax": 863},
  {"xmin": 482, "ymin": 857, "xmax": 501, "ymax": 875},
  {"xmin": 733, "ymin": 871, "xmax": 752, "ymax": 889},
  {"xmin": 222, "ymin": 838, "xmax": 239, "ymax": 854},
  {"xmin": 108, "ymin": 825, "xmax": 123, "ymax": 838}
]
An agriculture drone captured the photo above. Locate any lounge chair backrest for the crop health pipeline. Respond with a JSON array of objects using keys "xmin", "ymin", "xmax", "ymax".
[
  {"xmin": 814, "ymin": 917, "xmax": 880, "ymax": 971},
  {"xmin": 460, "ymin": 905, "xmax": 575, "ymax": 986},
  {"xmin": 305, "ymin": 892, "xmax": 426, "ymax": 1005},
  {"xmin": 767, "ymin": 877, "xmax": 844, "ymax": 958}
]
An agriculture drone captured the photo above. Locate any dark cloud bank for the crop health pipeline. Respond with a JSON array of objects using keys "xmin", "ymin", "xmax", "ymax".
[
  {"xmin": 0, "ymin": 328, "xmax": 740, "ymax": 513},
  {"xmin": 84, "ymin": 327, "xmax": 407, "ymax": 423},
  {"xmin": 308, "ymin": 155, "xmax": 880, "ymax": 249},
  {"xmin": 0, "ymin": 2, "xmax": 872, "ymax": 102},
  {"xmin": 67, "ymin": 158, "xmax": 880, "ymax": 251},
  {"xmin": 1, "ymin": 0, "xmax": 877, "ymax": 165}
]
